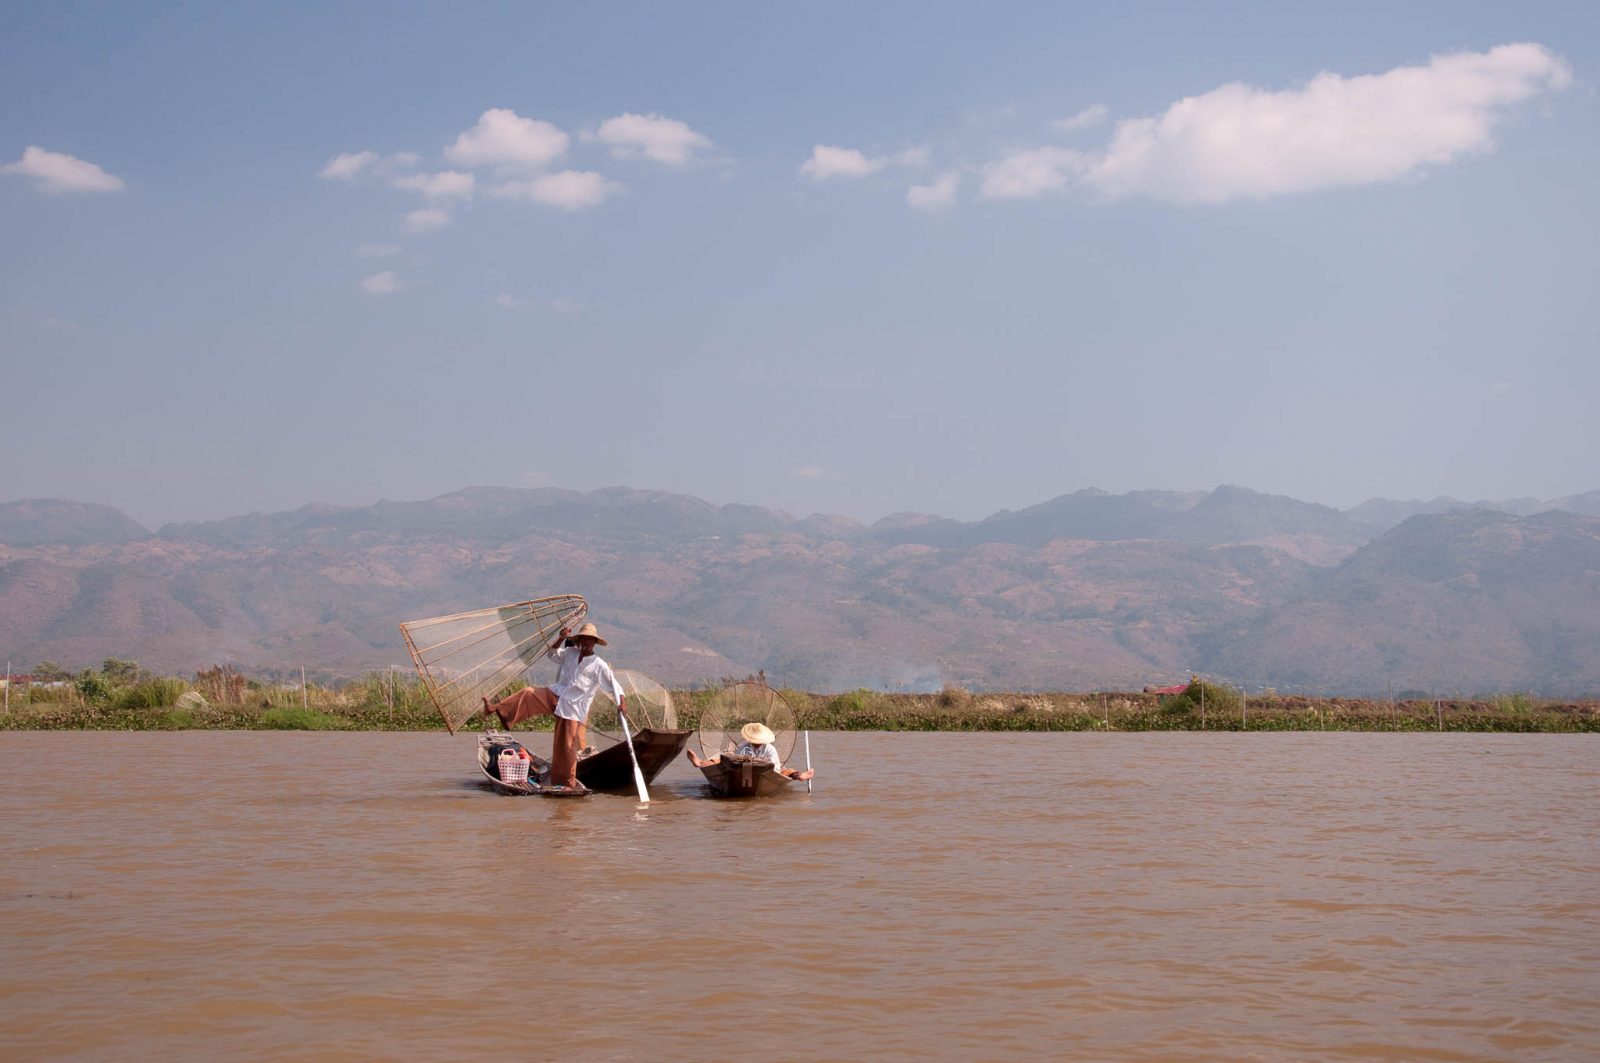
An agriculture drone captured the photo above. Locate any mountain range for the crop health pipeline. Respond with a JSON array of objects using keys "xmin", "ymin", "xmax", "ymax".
[{"xmin": 2, "ymin": 484, "xmax": 1597, "ymax": 695}]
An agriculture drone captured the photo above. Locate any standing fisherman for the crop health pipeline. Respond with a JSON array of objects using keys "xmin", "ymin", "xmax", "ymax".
[{"xmin": 482, "ymin": 623, "xmax": 626, "ymax": 791}]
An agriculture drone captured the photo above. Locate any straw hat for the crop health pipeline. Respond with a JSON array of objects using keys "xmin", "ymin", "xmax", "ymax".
[
  {"xmin": 740, "ymin": 722, "xmax": 775, "ymax": 745},
  {"xmin": 570, "ymin": 622, "xmax": 607, "ymax": 646}
]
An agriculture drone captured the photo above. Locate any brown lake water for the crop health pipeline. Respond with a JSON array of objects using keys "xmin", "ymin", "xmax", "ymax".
[{"xmin": 1, "ymin": 731, "xmax": 1597, "ymax": 1062}]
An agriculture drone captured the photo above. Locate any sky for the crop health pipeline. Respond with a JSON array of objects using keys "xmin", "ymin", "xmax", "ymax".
[{"xmin": 3, "ymin": 1, "xmax": 1597, "ymax": 529}]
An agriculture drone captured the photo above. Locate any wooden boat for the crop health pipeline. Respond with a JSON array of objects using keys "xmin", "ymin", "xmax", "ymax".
[
  {"xmin": 697, "ymin": 753, "xmax": 799, "ymax": 798},
  {"xmin": 689, "ymin": 681, "xmax": 811, "ymax": 797},
  {"xmin": 576, "ymin": 726, "xmax": 692, "ymax": 792},
  {"xmin": 478, "ymin": 728, "xmax": 691, "ymax": 796},
  {"xmin": 478, "ymin": 735, "xmax": 591, "ymax": 797}
]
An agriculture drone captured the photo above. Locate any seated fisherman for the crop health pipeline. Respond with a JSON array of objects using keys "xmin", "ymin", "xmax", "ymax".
[
  {"xmin": 481, "ymin": 622, "xmax": 626, "ymax": 791},
  {"xmin": 686, "ymin": 721, "xmax": 815, "ymax": 781}
]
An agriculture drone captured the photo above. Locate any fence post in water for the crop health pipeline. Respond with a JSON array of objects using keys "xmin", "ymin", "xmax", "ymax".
[
  {"xmin": 1242, "ymin": 691, "xmax": 1248, "ymax": 730},
  {"xmin": 1436, "ymin": 698, "xmax": 1443, "ymax": 732},
  {"xmin": 301, "ymin": 665, "xmax": 308, "ymax": 710},
  {"xmin": 1200, "ymin": 680, "xmax": 1205, "ymax": 730},
  {"xmin": 1103, "ymin": 692, "xmax": 1109, "ymax": 730},
  {"xmin": 3, "ymin": 660, "xmax": 9, "ymax": 715}
]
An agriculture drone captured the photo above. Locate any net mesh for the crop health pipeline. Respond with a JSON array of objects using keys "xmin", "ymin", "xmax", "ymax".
[
  {"xmin": 400, "ymin": 594, "xmax": 587, "ymax": 733},
  {"xmin": 694, "ymin": 681, "xmax": 798, "ymax": 766},
  {"xmin": 586, "ymin": 669, "xmax": 679, "ymax": 749}
]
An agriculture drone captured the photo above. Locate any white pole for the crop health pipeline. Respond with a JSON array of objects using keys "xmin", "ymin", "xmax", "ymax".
[
  {"xmin": 619, "ymin": 710, "xmax": 650, "ymax": 803},
  {"xmin": 301, "ymin": 665, "xmax": 308, "ymax": 710},
  {"xmin": 804, "ymin": 730, "xmax": 813, "ymax": 794},
  {"xmin": 4, "ymin": 660, "xmax": 9, "ymax": 714}
]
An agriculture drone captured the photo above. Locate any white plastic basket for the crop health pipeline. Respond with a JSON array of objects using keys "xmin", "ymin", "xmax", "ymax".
[{"xmin": 498, "ymin": 749, "xmax": 530, "ymax": 785}]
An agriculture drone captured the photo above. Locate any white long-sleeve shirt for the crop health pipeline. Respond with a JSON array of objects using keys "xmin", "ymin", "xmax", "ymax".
[{"xmin": 550, "ymin": 646, "xmax": 624, "ymax": 723}]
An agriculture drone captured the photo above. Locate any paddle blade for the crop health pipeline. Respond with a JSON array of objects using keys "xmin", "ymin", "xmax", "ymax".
[{"xmin": 619, "ymin": 712, "xmax": 650, "ymax": 803}]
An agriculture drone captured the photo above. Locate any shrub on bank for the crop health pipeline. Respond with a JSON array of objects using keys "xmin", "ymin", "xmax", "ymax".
[
  {"xmin": 115, "ymin": 677, "xmax": 191, "ymax": 711},
  {"xmin": 75, "ymin": 671, "xmax": 113, "ymax": 706},
  {"xmin": 1158, "ymin": 679, "xmax": 1242, "ymax": 719}
]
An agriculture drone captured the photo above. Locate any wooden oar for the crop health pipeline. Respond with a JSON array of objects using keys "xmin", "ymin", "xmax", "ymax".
[
  {"xmin": 804, "ymin": 730, "xmax": 812, "ymax": 793},
  {"xmin": 618, "ymin": 708, "xmax": 650, "ymax": 804}
]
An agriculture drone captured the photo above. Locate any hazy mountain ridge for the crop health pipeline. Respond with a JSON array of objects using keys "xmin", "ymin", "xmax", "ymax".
[
  {"xmin": 2, "ymin": 485, "xmax": 1597, "ymax": 694},
  {"xmin": 1345, "ymin": 489, "xmax": 1600, "ymax": 530},
  {"xmin": 0, "ymin": 499, "xmax": 150, "ymax": 547},
  {"xmin": 866, "ymin": 485, "xmax": 1366, "ymax": 560},
  {"xmin": 1202, "ymin": 509, "xmax": 1600, "ymax": 694}
]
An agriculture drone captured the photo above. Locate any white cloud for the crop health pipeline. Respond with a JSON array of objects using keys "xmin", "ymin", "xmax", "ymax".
[
  {"xmin": 446, "ymin": 108, "xmax": 569, "ymax": 169},
  {"xmin": 800, "ymin": 145, "xmax": 888, "ymax": 180},
  {"xmin": 1085, "ymin": 42, "xmax": 1571, "ymax": 203},
  {"xmin": 319, "ymin": 151, "xmax": 378, "ymax": 180},
  {"xmin": 390, "ymin": 170, "xmax": 475, "ymax": 200},
  {"xmin": 356, "ymin": 242, "xmax": 402, "ymax": 257},
  {"xmin": 361, "ymin": 271, "xmax": 403, "ymax": 295},
  {"xmin": 1053, "ymin": 104, "xmax": 1108, "ymax": 132},
  {"xmin": 548, "ymin": 296, "xmax": 581, "ymax": 314},
  {"xmin": 2, "ymin": 146, "xmax": 124, "ymax": 194},
  {"xmin": 404, "ymin": 208, "xmax": 452, "ymax": 232},
  {"xmin": 593, "ymin": 112, "xmax": 712, "ymax": 165},
  {"xmin": 490, "ymin": 170, "xmax": 620, "ymax": 210},
  {"xmin": 493, "ymin": 293, "xmax": 521, "ymax": 310},
  {"xmin": 793, "ymin": 464, "xmax": 825, "ymax": 479},
  {"xmin": 907, "ymin": 171, "xmax": 960, "ymax": 211},
  {"xmin": 895, "ymin": 145, "xmax": 932, "ymax": 168},
  {"xmin": 980, "ymin": 147, "xmax": 1085, "ymax": 199}
]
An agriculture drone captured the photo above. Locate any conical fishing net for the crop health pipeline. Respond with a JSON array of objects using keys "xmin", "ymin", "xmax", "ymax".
[
  {"xmin": 400, "ymin": 594, "xmax": 587, "ymax": 733},
  {"xmin": 586, "ymin": 669, "xmax": 679, "ymax": 749},
  {"xmin": 694, "ymin": 681, "xmax": 798, "ymax": 766}
]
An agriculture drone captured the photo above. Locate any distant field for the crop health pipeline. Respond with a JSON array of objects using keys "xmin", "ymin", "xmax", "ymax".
[{"xmin": 4, "ymin": 671, "xmax": 1596, "ymax": 732}]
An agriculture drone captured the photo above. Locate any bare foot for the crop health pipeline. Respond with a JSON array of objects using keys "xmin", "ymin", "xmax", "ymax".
[
  {"xmin": 795, "ymin": 769, "xmax": 815, "ymax": 781},
  {"xmin": 481, "ymin": 695, "xmax": 494, "ymax": 718}
]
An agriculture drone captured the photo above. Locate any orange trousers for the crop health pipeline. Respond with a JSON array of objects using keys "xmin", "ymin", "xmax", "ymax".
[{"xmin": 492, "ymin": 687, "xmax": 585, "ymax": 787}]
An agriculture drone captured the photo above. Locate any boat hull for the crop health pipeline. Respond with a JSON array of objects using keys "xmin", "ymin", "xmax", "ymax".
[
  {"xmin": 577, "ymin": 727, "xmax": 692, "ymax": 792},
  {"xmin": 697, "ymin": 755, "xmax": 797, "ymax": 797},
  {"xmin": 477, "ymin": 736, "xmax": 591, "ymax": 797}
]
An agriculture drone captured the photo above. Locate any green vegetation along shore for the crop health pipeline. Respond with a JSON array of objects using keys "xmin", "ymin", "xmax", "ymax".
[{"xmin": 3, "ymin": 662, "xmax": 1597, "ymax": 732}]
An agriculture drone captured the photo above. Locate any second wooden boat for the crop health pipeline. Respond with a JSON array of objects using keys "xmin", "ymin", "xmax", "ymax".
[
  {"xmin": 697, "ymin": 753, "xmax": 799, "ymax": 797},
  {"xmin": 689, "ymin": 681, "xmax": 807, "ymax": 798}
]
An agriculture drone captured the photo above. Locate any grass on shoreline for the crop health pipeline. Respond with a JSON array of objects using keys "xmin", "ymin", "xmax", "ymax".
[{"xmin": 3, "ymin": 669, "xmax": 1597, "ymax": 733}]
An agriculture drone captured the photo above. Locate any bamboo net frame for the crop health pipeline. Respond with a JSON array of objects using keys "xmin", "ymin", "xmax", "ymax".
[
  {"xmin": 694, "ymin": 681, "xmax": 798, "ymax": 766},
  {"xmin": 400, "ymin": 594, "xmax": 587, "ymax": 733},
  {"xmin": 586, "ymin": 669, "xmax": 679, "ymax": 749}
]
